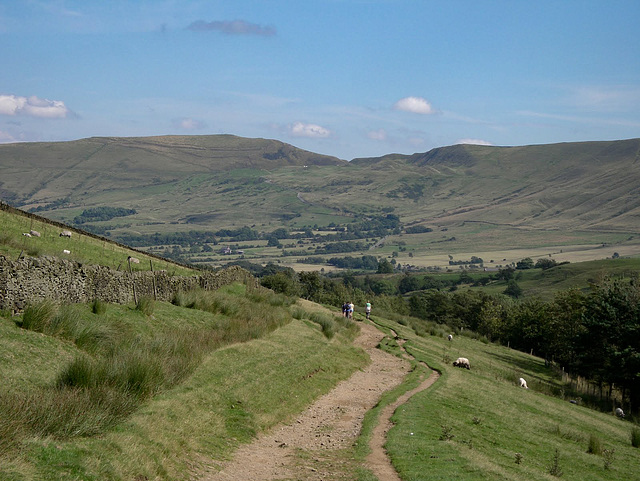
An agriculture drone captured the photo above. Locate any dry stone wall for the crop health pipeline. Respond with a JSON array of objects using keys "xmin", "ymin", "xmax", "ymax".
[{"xmin": 0, "ymin": 255, "xmax": 257, "ymax": 312}]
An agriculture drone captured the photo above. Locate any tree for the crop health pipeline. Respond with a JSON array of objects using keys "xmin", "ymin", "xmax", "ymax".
[
  {"xmin": 377, "ymin": 258, "xmax": 394, "ymax": 274},
  {"xmin": 261, "ymin": 271, "xmax": 301, "ymax": 297},
  {"xmin": 497, "ymin": 267, "xmax": 515, "ymax": 280},
  {"xmin": 516, "ymin": 257, "xmax": 534, "ymax": 270},
  {"xmin": 398, "ymin": 274, "xmax": 422, "ymax": 294},
  {"xmin": 504, "ymin": 280, "xmax": 523, "ymax": 298},
  {"xmin": 577, "ymin": 278, "xmax": 640, "ymax": 408},
  {"xmin": 535, "ymin": 258, "xmax": 557, "ymax": 270},
  {"xmin": 266, "ymin": 236, "xmax": 281, "ymax": 247}
]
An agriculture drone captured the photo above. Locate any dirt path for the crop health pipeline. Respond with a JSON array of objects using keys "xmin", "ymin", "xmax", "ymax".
[{"xmin": 197, "ymin": 322, "xmax": 437, "ymax": 481}]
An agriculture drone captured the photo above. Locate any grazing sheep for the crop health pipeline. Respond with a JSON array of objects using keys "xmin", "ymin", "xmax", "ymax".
[
  {"xmin": 453, "ymin": 357, "xmax": 470, "ymax": 370},
  {"xmin": 22, "ymin": 233, "xmax": 31, "ymax": 237},
  {"xmin": 29, "ymin": 230, "xmax": 41, "ymax": 237},
  {"xmin": 519, "ymin": 377, "xmax": 529, "ymax": 389},
  {"xmin": 60, "ymin": 230, "xmax": 72, "ymax": 238},
  {"xmin": 447, "ymin": 334, "xmax": 453, "ymax": 341},
  {"xmin": 615, "ymin": 407, "xmax": 625, "ymax": 418},
  {"xmin": 63, "ymin": 249, "xmax": 71, "ymax": 254},
  {"xmin": 128, "ymin": 256, "xmax": 140, "ymax": 264}
]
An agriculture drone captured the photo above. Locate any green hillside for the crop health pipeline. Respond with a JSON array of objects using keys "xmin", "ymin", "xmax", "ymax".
[
  {"xmin": 1, "ymin": 136, "xmax": 640, "ymax": 270},
  {"xmin": 1, "ymin": 289, "xmax": 637, "ymax": 480},
  {"xmin": 0, "ymin": 202, "xmax": 195, "ymax": 275}
]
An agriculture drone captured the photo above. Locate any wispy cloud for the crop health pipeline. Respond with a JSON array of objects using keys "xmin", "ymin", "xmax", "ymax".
[
  {"xmin": 518, "ymin": 110, "xmax": 640, "ymax": 128},
  {"xmin": 187, "ymin": 19, "xmax": 276, "ymax": 36},
  {"xmin": 568, "ymin": 85, "xmax": 640, "ymax": 112},
  {"xmin": 456, "ymin": 138, "xmax": 493, "ymax": 146},
  {"xmin": 393, "ymin": 96, "xmax": 435, "ymax": 115},
  {"xmin": 0, "ymin": 94, "xmax": 71, "ymax": 118},
  {"xmin": 367, "ymin": 129, "xmax": 387, "ymax": 141},
  {"xmin": 289, "ymin": 122, "xmax": 331, "ymax": 138}
]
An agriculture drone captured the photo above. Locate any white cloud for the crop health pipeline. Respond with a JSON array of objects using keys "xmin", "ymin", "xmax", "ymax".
[
  {"xmin": 0, "ymin": 95, "xmax": 70, "ymax": 118},
  {"xmin": 172, "ymin": 117, "xmax": 207, "ymax": 130},
  {"xmin": 456, "ymin": 138, "xmax": 493, "ymax": 146},
  {"xmin": 367, "ymin": 129, "xmax": 387, "ymax": 141},
  {"xmin": 393, "ymin": 96, "xmax": 435, "ymax": 115},
  {"xmin": 289, "ymin": 122, "xmax": 331, "ymax": 138}
]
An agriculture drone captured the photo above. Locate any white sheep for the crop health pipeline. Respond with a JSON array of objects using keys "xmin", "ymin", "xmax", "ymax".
[
  {"xmin": 128, "ymin": 256, "xmax": 140, "ymax": 264},
  {"xmin": 22, "ymin": 232, "xmax": 32, "ymax": 237},
  {"xmin": 60, "ymin": 230, "xmax": 72, "ymax": 238},
  {"xmin": 615, "ymin": 407, "xmax": 625, "ymax": 418},
  {"xmin": 63, "ymin": 249, "xmax": 71, "ymax": 254},
  {"xmin": 447, "ymin": 334, "xmax": 453, "ymax": 341},
  {"xmin": 453, "ymin": 357, "xmax": 470, "ymax": 369},
  {"xmin": 519, "ymin": 377, "xmax": 529, "ymax": 389},
  {"xmin": 29, "ymin": 230, "xmax": 41, "ymax": 237}
]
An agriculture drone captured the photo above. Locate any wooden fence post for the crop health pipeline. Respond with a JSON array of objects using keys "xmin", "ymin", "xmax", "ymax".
[
  {"xmin": 150, "ymin": 259, "xmax": 157, "ymax": 300},
  {"xmin": 128, "ymin": 257, "xmax": 138, "ymax": 305}
]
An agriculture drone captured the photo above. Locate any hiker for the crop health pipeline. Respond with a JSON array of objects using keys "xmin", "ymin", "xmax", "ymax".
[
  {"xmin": 342, "ymin": 302, "xmax": 349, "ymax": 318},
  {"xmin": 348, "ymin": 302, "xmax": 354, "ymax": 319},
  {"xmin": 365, "ymin": 302, "xmax": 371, "ymax": 319}
]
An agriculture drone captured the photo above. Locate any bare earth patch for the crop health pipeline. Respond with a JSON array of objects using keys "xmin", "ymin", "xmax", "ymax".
[{"xmin": 196, "ymin": 321, "xmax": 437, "ymax": 481}]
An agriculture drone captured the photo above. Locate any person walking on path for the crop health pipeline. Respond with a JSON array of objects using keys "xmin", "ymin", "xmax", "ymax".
[{"xmin": 365, "ymin": 302, "xmax": 372, "ymax": 320}]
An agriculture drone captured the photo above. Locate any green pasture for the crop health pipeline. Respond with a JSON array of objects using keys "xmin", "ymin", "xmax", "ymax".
[
  {"xmin": 0, "ymin": 208, "xmax": 195, "ymax": 275},
  {"xmin": 370, "ymin": 316, "xmax": 640, "ymax": 481}
]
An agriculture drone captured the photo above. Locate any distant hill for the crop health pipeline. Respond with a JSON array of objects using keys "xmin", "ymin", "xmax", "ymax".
[
  {"xmin": 1, "ymin": 135, "xmax": 639, "ymax": 268},
  {"xmin": 0, "ymin": 135, "xmax": 345, "ymax": 205},
  {"xmin": 350, "ymin": 138, "xmax": 640, "ymax": 232}
]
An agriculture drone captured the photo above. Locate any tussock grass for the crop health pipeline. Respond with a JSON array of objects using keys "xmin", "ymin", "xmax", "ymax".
[
  {"xmin": 631, "ymin": 427, "xmax": 640, "ymax": 448},
  {"xmin": 90, "ymin": 298, "xmax": 107, "ymax": 315},
  {"xmin": 587, "ymin": 433, "xmax": 603, "ymax": 455},
  {"xmin": 2, "ymin": 283, "xmax": 339, "ymax": 469},
  {"xmin": 0, "ymin": 386, "xmax": 138, "ymax": 440},
  {"xmin": 135, "ymin": 296, "xmax": 155, "ymax": 316},
  {"xmin": 309, "ymin": 311, "xmax": 338, "ymax": 339}
]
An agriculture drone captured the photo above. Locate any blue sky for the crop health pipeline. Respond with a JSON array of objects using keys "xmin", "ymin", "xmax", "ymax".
[{"xmin": 1, "ymin": 0, "xmax": 639, "ymax": 160}]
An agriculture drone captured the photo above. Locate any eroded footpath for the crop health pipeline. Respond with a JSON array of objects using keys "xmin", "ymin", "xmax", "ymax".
[{"xmin": 196, "ymin": 321, "xmax": 437, "ymax": 481}]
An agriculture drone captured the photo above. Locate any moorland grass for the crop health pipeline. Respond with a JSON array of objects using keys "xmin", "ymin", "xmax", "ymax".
[
  {"xmin": 0, "ymin": 298, "xmax": 367, "ymax": 480},
  {"xmin": 0, "ymin": 285, "xmax": 303, "ymax": 460}
]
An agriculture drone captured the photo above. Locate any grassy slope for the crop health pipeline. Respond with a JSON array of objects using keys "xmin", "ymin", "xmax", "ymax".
[
  {"xmin": 371, "ymin": 316, "xmax": 639, "ymax": 481},
  {"xmin": 1, "ymin": 293, "xmax": 637, "ymax": 480},
  {"xmin": 0, "ymin": 206, "xmax": 195, "ymax": 275},
  {"xmin": 461, "ymin": 257, "xmax": 640, "ymax": 299},
  {"xmin": 0, "ymin": 295, "xmax": 367, "ymax": 481}
]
